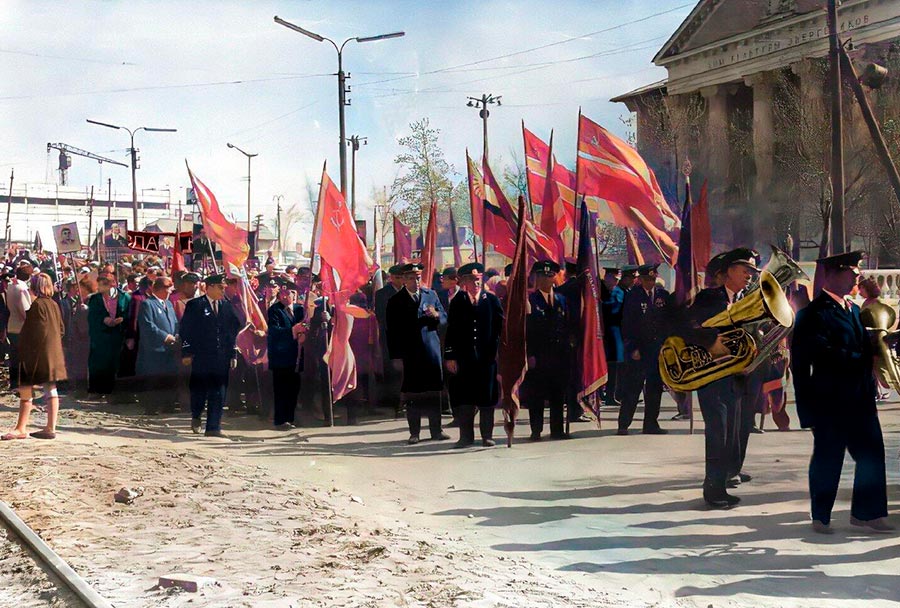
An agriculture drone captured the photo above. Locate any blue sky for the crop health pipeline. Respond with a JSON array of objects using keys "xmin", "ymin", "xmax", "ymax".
[{"xmin": 0, "ymin": 0, "xmax": 693, "ymax": 246}]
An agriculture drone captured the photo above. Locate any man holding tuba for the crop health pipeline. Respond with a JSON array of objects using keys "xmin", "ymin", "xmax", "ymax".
[
  {"xmin": 688, "ymin": 248, "xmax": 760, "ymax": 507},
  {"xmin": 791, "ymin": 251, "xmax": 893, "ymax": 534}
]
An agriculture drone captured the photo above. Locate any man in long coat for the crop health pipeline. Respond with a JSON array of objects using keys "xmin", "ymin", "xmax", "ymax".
[
  {"xmin": 136, "ymin": 277, "xmax": 179, "ymax": 414},
  {"xmin": 386, "ymin": 263, "xmax": 449, "ymax": 444},
  {"xmin": 267, "ymin": 280, "xmax": 305, "ymax": 429},
  {"xmin": 444, "ymin": 263, "xmax": 503, "ymax": 448},
  {"xmin": 87, "ymin": 274, "xmax": 131, "ymax": 395},
  {"xmin": 180, "ymin": 274, "xmax": 241, "ymax": 437},
  {"xmin": 791, "ymin": 251, "xmax": 892, "ymax": 533}
]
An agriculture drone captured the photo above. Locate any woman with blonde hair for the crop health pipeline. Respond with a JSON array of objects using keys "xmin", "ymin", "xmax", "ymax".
[{"xmin": 1, "ymin": 273, "xmax": 67, "ymax": 440}]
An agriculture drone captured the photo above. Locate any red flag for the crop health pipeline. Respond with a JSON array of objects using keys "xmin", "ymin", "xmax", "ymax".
[
  {"xmin": 576, "ymin": 201, "xmax": 608, "ymax": 419},
  {"xmin": 575, "ymin": 113, "xmax": 679, "ymax": 262},
  {"xmin": 324, "ymin": 294, "xmax": 358, "ymax": 402},
  {"xmin": 692, "ymin": 180, "xmax": 711, "ymax": 277},
  {"xmin": 314, "ymin": 170, "xmax": 377, "ymax": 296},
  {"xmin": 674, "ymin": 178, "xmax": 697, "ymax": 306},
  {"xmin": 499, "ymin": 196, "xmax": 529, "ymax": 446},
  {"xmin": 523, "ymin": 124, "xmax": 550, "ymax": 208},
  {"xmin": 393, "ymin": 216, "xmax": 412, "ymax": 263},
  {"xmin": 172, "ymin": 229, "xmax": 186, "ymax": 274},
  {"xmin": 186, "ymin": 164, "xmax": 250, "ymax": 268},
  {"xmin": 448, "ymin": 206, "xmax": 463, "ymax": 268},
  {"xmin": 467, "ymin": 153, "xmax": 516, "ymax": 258},
  {"xmin": 420, "ymin": 197, "xmax": 439, "ymax": 284},
  {"xmin": 625, "ymin": 227, "xmax": 645, "ymax": 266}
]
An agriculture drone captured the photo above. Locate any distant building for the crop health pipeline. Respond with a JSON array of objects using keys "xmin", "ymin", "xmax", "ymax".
[{"xmin": 612, "ymin": 0, "xmax": 900, "ymax": 262}]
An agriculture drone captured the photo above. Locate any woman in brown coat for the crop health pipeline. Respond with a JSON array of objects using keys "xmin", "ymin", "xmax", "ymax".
[{"xmin": 2, "ymin": 273, "xmax": 67, "ymax": 440}]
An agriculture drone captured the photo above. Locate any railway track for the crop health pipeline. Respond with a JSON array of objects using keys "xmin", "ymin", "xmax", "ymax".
[{"xmin": 0, "ymin": 502, "xmax": 112, "ymax": 608}]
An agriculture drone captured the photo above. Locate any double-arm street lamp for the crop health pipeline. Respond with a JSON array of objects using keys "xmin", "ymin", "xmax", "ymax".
[
  {"xmin": 226, "ymin": 143, "xmax": 258, "ymax": 240},
  {"xmin": 274, "ymin": 16, "xmax": 404, "ymax": 199},
  {"xmin": 86, "ymin": 119, "xmax": 176, "ymax": 229}
]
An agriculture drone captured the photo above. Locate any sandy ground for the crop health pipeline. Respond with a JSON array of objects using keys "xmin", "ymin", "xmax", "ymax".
[{"xmin": 0, "ymin": 385, "xmax": 898, "ymax": 608}]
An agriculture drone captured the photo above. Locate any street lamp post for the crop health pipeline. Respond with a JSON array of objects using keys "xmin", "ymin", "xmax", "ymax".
[
  {"xmin": 274, "ymin": 16, "xmax": 404, "ymax": 199},
  {"xmin": 86, "ymin": 119, "xmax": 176, "ymax": 229},
  {"xmin": 466, "ymin": 94, "xmax": 502, "ymax": 162},
  {"xmin": 226, "ymin": 143, "xmax": 258, "ymax": 242},
  {"xmin": 273, "ymin": 194, "xmax": 285, "ymax": 255},
  {"xmin": 347, "ymin": 135, "xmax": 367, "ymax": 219}
]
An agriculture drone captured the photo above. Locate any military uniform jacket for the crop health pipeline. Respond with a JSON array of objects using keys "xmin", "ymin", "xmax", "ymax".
[
  {"xmin": 526, "ymin": 289, "xmax": 569, "ymax": 375},
  {"xmin": 445, "ymin": 290, "xmax": 504, "ymax": 406},
  {"xmin": 602, "ymin": 285, "xmax": 625, "ymax": 362},
  {"xmin": 385, "ymin": 287, "xmax": 446, "ymax": 393},
  {"xmin": 180, "ymin": 296, "xmax": 241, "ymax": 375},
  {"xmin": 267, "ymin": 301, "xmax": 305, "ymax": 371},
  {"xmin": 621, "ymin": 286, "xmax": 671, "ymax": 355},
  {"xmin": 790, "ymin": 293, "xmax": 876, "ymax": 429}
]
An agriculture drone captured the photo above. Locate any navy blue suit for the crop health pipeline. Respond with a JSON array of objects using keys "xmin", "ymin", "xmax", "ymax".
[
  {"xmin": 386, "ymin": 287, "xmax": 447, "ymax": 439},
  {"xmin": 136, "ymin": 295, "xmax": 179, "ymax": 412},
  {"xmin": 267, "ymin": 301, "xmax": 305, "ymax": 426},
  {"xmin": 524, "ymin": 289, "xmax": 570, "ymax": 437},
  {"xmin": 791, "ymin": 293, "xmax": 887, "ymax": 525},
  {"xmin": 444, "ymin": 290, "xmax": 503, "ymax": 443},
  {"xmin": 619, "ymin": 285, "xmax": 670, "ymax": 432},
  {"xmin": 181, "ymin": 296, "xmax": 241, "ymax": 432}
]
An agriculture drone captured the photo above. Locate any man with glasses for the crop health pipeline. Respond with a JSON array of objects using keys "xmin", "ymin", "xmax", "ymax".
[
  {"xmin": 136, "ymin": 277, "xmax": 179, "ymax": 414},
  {"xmin": 385, "ymin": 263, "xmax": 449, "ymax": 444}
]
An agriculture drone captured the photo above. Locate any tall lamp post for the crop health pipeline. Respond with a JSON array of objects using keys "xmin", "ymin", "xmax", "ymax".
[
  {"xmin": 466, "ymin": 94, "xmax": 502, "ymax": 162},
  {"xmin": 273, "ymin": 194, "xmax": 285, "ymax": 255},
  {"xmin": 347, "ymin": 135, "xmax": 367, "ymax": 219},
  {"xmin": 226, "ymin": 143, "xmax": 258, "ymax": 244},
  {"xmin": 86, "ymin": 119, "xmax": 176, "ymax": 229},
  {"xmin": 274, "ymin": 16, "xmax": 404, "ymax": 198}
]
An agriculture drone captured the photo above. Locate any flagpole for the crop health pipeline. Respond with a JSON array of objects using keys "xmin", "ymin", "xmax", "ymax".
[
  {"xmin": 572, "ymin": 109, "xmax": 583, "ymax": 259},
  {"xmin": 465, "ymin": 150, "xmax": 480, "ymax": 265},
  {"xmin": 520, "ymin": 121, "xmax": 536, "ymax": 223}
]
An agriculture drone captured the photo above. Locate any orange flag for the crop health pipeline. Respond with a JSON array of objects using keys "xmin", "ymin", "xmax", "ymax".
[{"xmin": 186, "ymin": 163, "xmax": 250, "ymax": 268}]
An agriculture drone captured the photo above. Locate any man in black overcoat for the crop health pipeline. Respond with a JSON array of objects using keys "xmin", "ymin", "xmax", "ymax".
[
  {"xmin": 791, "ymin": 251, "xmax": 892, "ymax": 533},
  {"xmin": 385, "ymin": 263, "xmax": 450, "ymax": 444},
  {"xmin": 556, "ymin": 261, "xmax": 591, "ymax": 424},
  {"xmin": 374, "ymin": 265, "xmax": 405, "ymax": 411},
  {"xmin": 267, "ymin": 279, "xmax": 305, "ymax": 429},
  {"xmin": 444, "ymin": 263, "xmax": 504, "ymax": 448},
  {"xmin": 618, "ymin": 263, "xmax": 669, "ymax": 436},
  {"xmin": 180, "ymin": 273, "xmax": 242, "ymax": 437}
]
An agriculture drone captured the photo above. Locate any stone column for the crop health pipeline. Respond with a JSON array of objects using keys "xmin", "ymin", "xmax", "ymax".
[
  {"xmin": 744, "ymin": 72, "xmax": 775, "ymax": 197},
  {"xmin": 700, "ymin": 85, "xmax": 729, "ymax": 183}
]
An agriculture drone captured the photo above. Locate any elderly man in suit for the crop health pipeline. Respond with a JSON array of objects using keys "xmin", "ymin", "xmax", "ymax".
[
  {"xmin": 136, "ymin": 276, "xmax": 179, "ymax": 414},
  {"xmin": 180, "ymin": 273, "xmax": 242, "ymax": 438},
  {"xmin": 792, "ymin": 251, "xmax": 892, "ymax": 534},
  {"xmin": 386, "ymin": 263, "xmax": 450, "ymax": 445},
  {"xmin": 267, "ymin": 278, "xmax": 305, "ymax": 429}
]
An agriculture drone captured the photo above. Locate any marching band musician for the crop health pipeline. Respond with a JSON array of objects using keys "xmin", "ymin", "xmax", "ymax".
[
  {"xmin": 791, "ymin": 251, "xmax": 893, "ymax": 534},
  {"xmin": 688, "ymin": 249, "xmax": 758, "ymax": 507}
]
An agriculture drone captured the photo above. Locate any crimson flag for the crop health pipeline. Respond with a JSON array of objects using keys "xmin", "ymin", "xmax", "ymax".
[
  {"xmin": 420, "ymin": 197, "xmax": 439, "ymax": 284},
  {"xmin": 393, "ymin": 216, "xmax": 412, "ymax": 263},
  {"xmin": 524, "ymin": 125, "xmax": 567, "ymax": 263},
  {"xmin": 692, "ymin": 180, "xmax": 711, "ymax": 279},
  {"xmin": 576, "ymin": 201, "xmax": 608, "ymax": 421},
  {"xmin": 448, "ymin": 206, "xmax": 463, "ymax": 268},
  {"xmin": 467, "ymin": 153, "xmax": 516, "ymax": 258}
]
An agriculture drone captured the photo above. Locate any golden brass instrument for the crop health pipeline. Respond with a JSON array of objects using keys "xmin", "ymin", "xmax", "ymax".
[
  {"xmin": 659, "ymin": 247, "xmax": 808, "ymax": 391},
  {"xmin": 861, "ymin": 300, "xmax": 900, "ymax": 394}
]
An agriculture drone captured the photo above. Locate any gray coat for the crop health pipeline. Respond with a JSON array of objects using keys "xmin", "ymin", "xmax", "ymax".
[{"xmin": 136, "ymin": 295, "xmax": 179, "ymax": 378}]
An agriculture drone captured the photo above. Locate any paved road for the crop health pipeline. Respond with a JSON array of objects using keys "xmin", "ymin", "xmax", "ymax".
[{"xmin": 197, "ymin": 393, "xmax": 900, "ymax": 607}]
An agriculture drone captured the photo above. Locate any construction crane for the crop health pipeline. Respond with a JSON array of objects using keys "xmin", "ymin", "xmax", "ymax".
[{"xmin": 46, "ymin": 142, "xmax": 127, "ymax": 186}]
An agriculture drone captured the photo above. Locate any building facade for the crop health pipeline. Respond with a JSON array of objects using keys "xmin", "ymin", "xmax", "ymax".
[{"xmin": 613, "ymin": 0, "xmax": 900, "ymax": 262}]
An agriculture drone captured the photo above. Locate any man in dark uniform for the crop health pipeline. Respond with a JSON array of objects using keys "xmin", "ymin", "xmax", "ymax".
[
  {"xmin": 618, "ymin": 263, "xmax": 669, "ymax": 436},
  {"xmin": 689, "ymin": 249, "xmax": 758, "ymax": 506},
  {"xmin": 267, "ymin": 278, "xmax": 305, "ymax": 429},
  {"xmin": 385, "ymin": 263, "xmax": 450, "ymax": 444},
  {"xmin": 791, "ymin": 251, "xmax": 892, "ymax": 534},
  {"xmin": 374, "ymin": 265, "xmax": 405, "ymax": 412},
  {"xmin": 180, "ymin": 273, "xmax": 242, "ymax": 438},
  {"xmin": 557, "ymin": 261, "xmax": 591, "ymax": 424},
  {"xmin": 601, "ymin": 267, "xmax": 624, "ymax": 406},
  {"xmin": 444, "ymin": 263, "xmax": 504, "ymax": 448},
  {"xmin": 437, "ymin": 267, "xmax": 460, "ymax": 420},
  {"xmin": 524, "ymin": 260, "xmax": 571, "ymax": 440}
]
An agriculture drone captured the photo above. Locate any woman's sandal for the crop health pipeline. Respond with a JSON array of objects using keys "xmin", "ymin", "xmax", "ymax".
[
  {"xmin": 29, "ymin": 430, "xmax": 56, "ymax": 440},
  {"xmin": 1, "ymin": 433, "xmax": 28, "ymax": 440}
]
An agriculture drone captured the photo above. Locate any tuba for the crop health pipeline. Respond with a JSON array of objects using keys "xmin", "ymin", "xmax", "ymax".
[
  {"xmin": 860, "ymin": 300, "xmax": 900, "ymax": 394},
  {"xmin": 659, "ymin": 247, "xmax": 808, "ymax": 392}
]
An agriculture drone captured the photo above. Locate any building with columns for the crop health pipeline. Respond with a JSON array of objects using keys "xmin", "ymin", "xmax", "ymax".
[{"xmin": 613, "ymin": 0, "xmax": 900, "ymax": 262}]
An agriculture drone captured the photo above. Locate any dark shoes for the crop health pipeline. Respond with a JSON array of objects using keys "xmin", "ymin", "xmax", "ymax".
[
  {"xmin": 642, "ymin": 427, "xmax": 668, "ymax": 435},
  {"xmin": 850, "ymin": 516, "xmax": 895, "ymax": 533},
  {"xmin": 432, "ymin": 432, "xmax": 451, "ymax": 441},
  {"xmin": 453, "ymin": 440, "xmax": 474, "ymax": 449},
  {"xmin": 703, "ymin": 489, "xmax": 740, "ymax": 508},
  {"xmin": 529, "ymin": 433, "xmax": 542, "ymax": 441},
  {"xmin": 29, "ymin": 430, "xmax": 56, "ymax": 440},
  {"xmin": 550, "ymin": 432, "xmax": 571, "ymax": 440},
  {"xmin": 408, "ymin": 435, "xmax": 420, "ymax": 445},
  {"xmin": 191, "ymin": 418, "xmax": 202, "ymax": 434},
  {"xmin": 812, "ymin": 520, "xmax": 834, "ymax": 534},
  {"xmin": 204, "ymin": 430, "xmax": 226, "ymax": 438},
  {"xmin": 482, "ymin": 439, "xmax": 496, "ymax": 447}
]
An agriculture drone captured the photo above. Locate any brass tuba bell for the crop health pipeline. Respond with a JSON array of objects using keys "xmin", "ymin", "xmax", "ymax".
[{"xmin": 861, "ymin": 300, "xmax": 900, "ymax": 394}]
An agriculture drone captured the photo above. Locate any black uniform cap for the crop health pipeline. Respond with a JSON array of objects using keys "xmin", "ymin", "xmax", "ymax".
[
  {"xmin": 388, "ymin": 264, "xmax": 405, "ymax": 276},
  {"xmin": 637, "ymin": 263, "xmax": 660, "ymax": 277},
  {"xmin": 603, "ymin": 266, "xmax": 621, "ymax": 275},
  {"xmin": 723, "ymin": 247, "xmax": 761, "ymax": 271},
  {"xmin": 458, "ymin": 262, "xmax": 484, "ymax": 276},
  {"xmin": 205, "ymin": 273, "xmax": 226, "ymax": 286},
  {"xmin": 441, "ymin": 267, "xmax": 458, "ymax": 279},
  {"xmin": 705, "ymin": 252, "xmax": 729, "ymax": 277},
  {"xmin": 620, "ymin": 264, "xmax": 639, "ymax": 277},
  {"xmin": 531, "ymin": 260, "xmax": 560, "ymax": 276},
  {"xmin": 399, "ymin": 263, "xmax": 424, "ymax": 274},
  {"xmin": 816, "ymin": 250, "xmax": 866, "ymax": 272},
  {"xmin": 182, "ymin": 272, "xmax": 201, "ymax": 283}
]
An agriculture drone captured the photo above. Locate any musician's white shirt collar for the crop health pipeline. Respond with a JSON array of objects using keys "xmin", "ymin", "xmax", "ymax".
[
  {"xmin": 725, "ymin": 285, "xmax": 737, "ymax": 305},
  {"xmin": 823, "ymin": 289, "xmax": 851, "ymax": 311}
]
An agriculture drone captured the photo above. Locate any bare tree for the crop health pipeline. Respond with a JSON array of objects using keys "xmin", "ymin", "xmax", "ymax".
[{"xmin": 391, "ymin": 118, "xmax": 456, "ymax": 232}]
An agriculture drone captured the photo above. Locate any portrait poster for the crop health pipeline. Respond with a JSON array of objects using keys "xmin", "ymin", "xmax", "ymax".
[
  {"xmin": 53, "ymin": 222, "xmax": 82, "ymax": 254},
  {"xmin": 103, "ymin": 219, "xmax": 128, "ymax": 249}
]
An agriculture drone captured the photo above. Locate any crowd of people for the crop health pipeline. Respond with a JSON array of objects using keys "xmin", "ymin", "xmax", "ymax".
[{"xmin": 0, "ymin": 244, "xmax": 893, "ymax": 532}]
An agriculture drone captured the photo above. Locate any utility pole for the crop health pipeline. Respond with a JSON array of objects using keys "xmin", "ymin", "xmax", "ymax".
[
  {"xmin": 227, "ymin": 143, "xmax": 258, "ymax": 242},
  {"xmin": 87, "ymin": 185, "xmax": 95, "ymax": 250},
  {"xmin": 274, "ymin": 17, "xmax": 404, "ymax": 199},
  {"xmin": 274, "ymin": 194, "xmax": 284, "ymax": 254},
  {"xmin": 827, "ymin": 0, "xmax": 845, "ymax": 255},
  {"xmin": 466, "ymin": 93, "xmax": 502, "ymax": 162},
  {"xmin": 254, "ymin": 213, "xmax": 264, "ymax": 256},
  {"xmin": 107, "ymin": 178, "xmax": 112, "ymax": 220},
  {"xmin": 4, "ymin": 169, "xmax": 13, "ymax": 246},
  {"xmin": 347, "ymin": 135, "xmax": 367, "ymax": 218}
]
